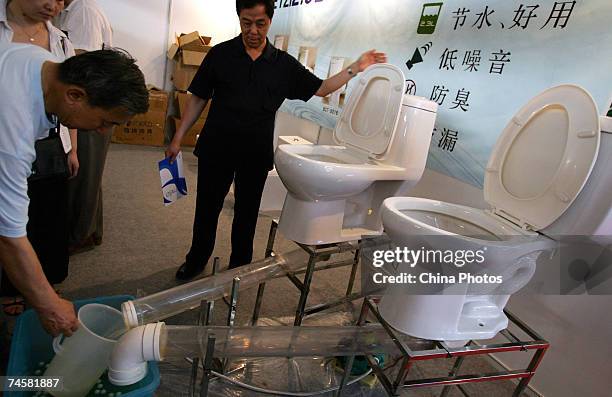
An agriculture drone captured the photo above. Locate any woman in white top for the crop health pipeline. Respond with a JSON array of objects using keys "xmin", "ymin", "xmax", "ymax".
[
  {"xmin": 0, "ymin": 0, "xmax": 77, "ymax": 315},
  {"xmin": 1, "ymin": 0, "xmax": 78, "ymax": 173}
]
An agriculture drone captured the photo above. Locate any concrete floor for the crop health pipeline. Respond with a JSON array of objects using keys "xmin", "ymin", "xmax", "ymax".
[{"xmin": 3, "ymin": 144, "xmax": 539, "ymax": 396}]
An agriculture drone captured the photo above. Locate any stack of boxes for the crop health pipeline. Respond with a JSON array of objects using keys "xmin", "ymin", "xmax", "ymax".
[
  {"xmin": 111, "ymin": 87, "xmax": 169, "ymax": 146},
  {"xmin": 168, "ymin": 31, "xmax": 213, "ymax": 146},
  {"xmin": 112, "ymin": 31, "xmax": 212, "ymax": 148},
  {"xmin": 173, "ymin": 91, "xmax": 211, "ymax": 147}
]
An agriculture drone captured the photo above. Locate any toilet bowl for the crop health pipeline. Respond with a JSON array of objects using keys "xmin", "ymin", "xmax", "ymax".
[
  {"xmin": 260, "ymin": 136, "xmax": 313, "ymax": 212},
  {"xmin": 275, "ymin": 64, "xmax": 438, "ymax": 245},
  {"xmin": 377, "ymin": 84, "xmax": 612, "ymax": 342}
]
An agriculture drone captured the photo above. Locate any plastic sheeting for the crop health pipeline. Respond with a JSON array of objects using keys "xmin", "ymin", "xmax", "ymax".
[{"xmin": 207, "ymin": 357, "xmax": 388, "ymax": 397}]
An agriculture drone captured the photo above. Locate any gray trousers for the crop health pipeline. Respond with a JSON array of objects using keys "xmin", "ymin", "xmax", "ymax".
[{"xmin": 66, "ymin": 131, "xmax": 112, "ymax": 246}]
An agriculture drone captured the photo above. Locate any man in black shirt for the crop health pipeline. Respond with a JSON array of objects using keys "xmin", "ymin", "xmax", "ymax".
[{"xmin": 166, "ymin": 0, "xmax": 387, "ymax": 280}]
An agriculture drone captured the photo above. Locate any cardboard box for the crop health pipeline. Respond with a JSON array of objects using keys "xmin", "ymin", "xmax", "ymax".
[
  {"xmin": 178, "ymin": 32, "xmax": 211, "ymax": 49},
  {"xmin": 168, "ymin": 31, "xmax": 213, "ymax": 88},
  {"xmin": 182, "ymin": 46, "xmax": 212, "ymax": 66},
  {"xmin": 175, "ymin": 91, "xmax": 211, "ymax": 119},
  {"xmin": 112, "ymin": 89, "xmax": 169, "ymax": 146},
  {"xmin": 167, "ymin": 42, "xmax": 179, "ymax": 60},
  {"xmin": 173, "ymin": 117, "xmax": 205, "ymax": 147},
  {"xmin": 169, "ymin": 31, "xmax": 212, "ymax": 61},
  {"xmin": 178, "ymin": 32, "xmax": 201, "ymax": 49},
  {"xmin": 172, "ymin": 60, "xmax": 199, "ymax": 91}
]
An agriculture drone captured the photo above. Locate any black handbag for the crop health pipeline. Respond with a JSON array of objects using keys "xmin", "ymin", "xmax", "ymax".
[{"xmin": 29, "ymin": 121, "xmax": 70, "ymax": 182}]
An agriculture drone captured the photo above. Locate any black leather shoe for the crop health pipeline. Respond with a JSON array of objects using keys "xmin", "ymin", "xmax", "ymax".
[{"xmin": 175, "ymin": 262, "xmax": 205, "ymax": 281}]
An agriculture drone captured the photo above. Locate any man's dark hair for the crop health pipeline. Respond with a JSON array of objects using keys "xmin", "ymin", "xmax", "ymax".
[
  {"xmin": 57, "ymin": 49, "xmax": 149, "ymax": 115},
  {"xmin": 236, "ymin": 0, "xmax": 274, "ymax": 19}
]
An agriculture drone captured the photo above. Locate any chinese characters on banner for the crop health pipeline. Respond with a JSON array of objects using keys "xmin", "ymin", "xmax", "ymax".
[{"xmin": 426, "ymin": 1, "xmax": 577, "ymax": 164}]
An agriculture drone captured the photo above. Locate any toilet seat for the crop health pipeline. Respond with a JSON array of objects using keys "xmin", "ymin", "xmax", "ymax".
[
  {"xmin": 334, "ymin": 64, "xmax": 405, "ymax": 158},
  {"xmin": 485, "ymin": 84, "xmax": 600, "ymax": 231},
  {"xmin": 379, "ymin": 84, "xmax": 601, "ymax": 243}
]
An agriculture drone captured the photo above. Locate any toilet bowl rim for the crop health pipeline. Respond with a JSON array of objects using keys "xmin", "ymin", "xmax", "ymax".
[
  {"xmin": 276, "ymin": 143, "xmax": 406, "ymax": 174},
  {"xmin": 382, "ymin": 197, "xmax": 539, "ymax": 245}
]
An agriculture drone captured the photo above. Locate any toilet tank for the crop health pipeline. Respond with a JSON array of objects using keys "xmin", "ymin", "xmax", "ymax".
[
  {"xmin": 382, "ymin": 95, "xmax": 437, "ymax": 179},
  {"xmin": 542, "ymin": 116, "xmax": 612, "ymax": 240}
]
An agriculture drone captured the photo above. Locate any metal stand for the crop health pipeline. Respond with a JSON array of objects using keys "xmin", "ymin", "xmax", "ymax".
[
  {"xmin": 195, "ymin": 295, "xmax": 549, "ymax": 397},
  {"xmin": 194, "ymin": 219, "xmax": 366, "ymax": 396},
  {"xmin": 357, "ymin": 297, "xmax": 550, "ymax": 397},
  {"xmin": 189, "ymin": 257, "xmax": 243, "ymax": 396},
  {"xmin": 251, "ymin": 219, "xmax": 364, "ymax": 326},
  {"xmin": 191, "ymin": 220, "xmax": 549, "ymax": 396}
]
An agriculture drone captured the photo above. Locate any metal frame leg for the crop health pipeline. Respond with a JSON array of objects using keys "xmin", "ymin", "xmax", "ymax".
[
  {"xmin": 226, "ymin": 277, "xmax": 240, "ymax": 327},
  {"xmin": 204, "ymin": 258, "xmax": 219, "ymax": 326},
  {"xmin": 440, "ymin": 355, "xmax": 467, "ymax": 397},
  {"xmin": 393, "ymin": 357, "xmax": 412, "ymax": 393},
  {"xmin": 513, "ymin": 346, "xmax": 548, "ymax": 397},
  {"xmin": 251, "ymin": 220, "xmax": 277, "ymax": 325},
  {"xmin": 190, "ymin": 299, "xmax": 211, "ymax": 397},
  {"xmin": 345, "ymin": 245, "xmax": 360, "ymax": 297},
  {"xmin": 222, "ymin": 277, "xmax": 240, "ymax": 373},
  {"xmin": 250, "ymin": 283, "xmax": 266, "ymax": 326},
  {"xmin": 189, "ymin": 258, "xmax": 220, "ymax": 396},
  {"xmin": 294, "ymin": 254, "xmax": 317, "ymax": 326},
  {"xmin": 265, "ymin": 220, "xmax": 278, "ymax": 257},
  {"xmin": 199, "ymin": 335, "xmax": 216, "ymax": 397},
  {"xmin": 336, "ymin": 355, "xmax": 355, "ymax": 397},
  {"xmin": 189, "ymin": 355, "xmax": 200, "ymax": 397}
]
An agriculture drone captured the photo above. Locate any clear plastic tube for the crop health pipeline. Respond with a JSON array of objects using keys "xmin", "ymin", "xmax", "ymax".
[
  {"xmin": 123, "ymin": 249, "xmax": 311, "ymax": 327},
  {"xmin": 159, "ymin": 325, "xmax": 403, "ymax": 360}
]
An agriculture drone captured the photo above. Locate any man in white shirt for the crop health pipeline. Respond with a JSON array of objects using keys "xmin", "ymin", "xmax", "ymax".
[
  {"xmin": 56, "ymin": 0, "xmax": 112, "ymax": 53},
  {"xmin": 0, "ymin": 43, "xmax": 148, "ymax": 336}
]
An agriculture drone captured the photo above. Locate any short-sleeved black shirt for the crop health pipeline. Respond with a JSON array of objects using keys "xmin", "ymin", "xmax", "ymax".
[{"xmin": 188, "ymin": 35, "xmax": 323, "ymax": 170}]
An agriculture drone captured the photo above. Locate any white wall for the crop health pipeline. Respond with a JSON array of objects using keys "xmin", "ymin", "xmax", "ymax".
[
  {"xmin": 98, "ymin": 0, "xmax": 169, "ymax": 88},
  {"xmin": 166, "ymin": 0, "xmax": 239, "ymax": 91},
  {"xmin": 169, "ymin": 0, "xmax": 239, "ymax": 47},
  {"xmin": 97, "ymin": 0, "xmax": 239, "ymax": 89}
]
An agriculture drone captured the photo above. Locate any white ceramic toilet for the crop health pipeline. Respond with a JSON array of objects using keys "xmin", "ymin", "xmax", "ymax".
[
  {"xmin": 259, "ymin": 136, "xmax": 313, "ymax": 212},
  {"xmin": 377, "ymin": 84, "xmax": 612, "ymax": 343},
  {"xmin": 275, "ymin": 64, "xmax": 438, "ymax": 245}
]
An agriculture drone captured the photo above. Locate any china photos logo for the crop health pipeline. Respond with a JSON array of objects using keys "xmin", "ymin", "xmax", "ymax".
[{"xmin": 368, "ymin": 246, "xmax": 505, "ymax": 286}]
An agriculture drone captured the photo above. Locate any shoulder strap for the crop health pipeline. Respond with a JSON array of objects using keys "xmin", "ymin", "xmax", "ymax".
[
  {"xmin": 48, "ymin": 116, "xmax": 61, "ymax": 137},
  {"xmin": 60, "ymin": 36, "xmax": 67, "ymax": 56}
]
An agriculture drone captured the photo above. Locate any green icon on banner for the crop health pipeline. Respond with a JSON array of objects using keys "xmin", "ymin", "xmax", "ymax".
[{"xmin": 418, "ymin": 2, "xmax": 443, "ymax": 34}]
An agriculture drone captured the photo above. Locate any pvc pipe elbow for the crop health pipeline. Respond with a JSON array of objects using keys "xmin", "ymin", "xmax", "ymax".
[{"xmin": 108, "ymin": 322, "xmax": 164, "ymax": 386}]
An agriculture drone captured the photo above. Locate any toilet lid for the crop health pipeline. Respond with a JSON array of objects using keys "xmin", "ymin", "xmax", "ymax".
[
  {"xmin": 334, "ymin": 64, "xmax": 405, "ymax": 156},
  {"xmin": 484, "ymin": 84, "xmax": 601, "ymax": 231}
]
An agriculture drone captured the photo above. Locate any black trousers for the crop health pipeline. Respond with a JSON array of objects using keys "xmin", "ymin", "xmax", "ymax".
[
  {"xmin": 185, "ymin": 157, "xmax": 269, "ymax": 269},
  {"xmin": 1, "ymin": 176, "xmax": 69, "ymax": 295}
]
